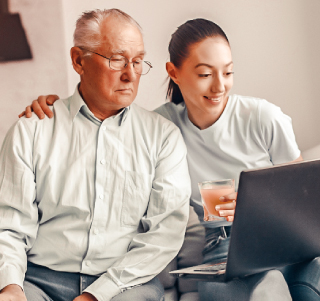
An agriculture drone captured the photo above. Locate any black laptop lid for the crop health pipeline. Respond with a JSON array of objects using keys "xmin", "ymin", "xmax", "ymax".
[{"xmin": 226, "ymin": 159, "xmax": 320, "ymax": 281}]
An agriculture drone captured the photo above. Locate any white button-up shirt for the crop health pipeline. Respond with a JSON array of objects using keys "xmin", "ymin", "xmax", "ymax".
[{"xmin": 0, "ymin": 88, "xmax": 191, "ymax": 301}]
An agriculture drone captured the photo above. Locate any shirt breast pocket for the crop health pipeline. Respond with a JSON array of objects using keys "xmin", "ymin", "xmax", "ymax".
[{"xmin": 121, "ymin": 171, "xmax": 152, "ymax": 227}]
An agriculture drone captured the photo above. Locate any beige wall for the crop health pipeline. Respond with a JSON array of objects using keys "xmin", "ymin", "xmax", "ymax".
[
  {"xmin": 1, "ymin": 0, "xmax": 320, "ymax": 155},
  {"xmin": 0, "ymin": 0, "xmax": 69, "ymax": 141}
]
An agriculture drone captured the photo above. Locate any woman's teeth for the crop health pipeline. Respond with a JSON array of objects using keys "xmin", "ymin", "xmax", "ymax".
[{"xmin": 204, "ymin": 96, "xmax": 221, "ymax": 101}]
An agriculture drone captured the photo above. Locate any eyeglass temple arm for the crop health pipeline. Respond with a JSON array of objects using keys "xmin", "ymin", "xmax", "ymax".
[{"xmin": 145, "ymin": 61, "xmax": 153, "ymax": 68}]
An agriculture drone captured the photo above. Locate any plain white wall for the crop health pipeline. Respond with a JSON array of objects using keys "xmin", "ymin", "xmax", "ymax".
[{"xmin": 1, "ymin": 0, "xmax": 320, "ymax": 156}]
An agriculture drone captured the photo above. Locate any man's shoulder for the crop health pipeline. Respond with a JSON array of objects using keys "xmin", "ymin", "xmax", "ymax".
[
  {"xmin": 154, "ymin": 102, "xmax": 183, "ymax": 117},
  {"xmin": 131, "ymin": 103, "xmax": 179, "ymax": 128},
  {"xmin": 129, "ymin": 103, "xmax": 184, "ymax": 144},
  {"xmin": 153, "ymin": 102, "xmax": 186, "ymax": 128},
  {"xmin": 16, "ymin": 97, "xmax": 71, "ymax": 134}
]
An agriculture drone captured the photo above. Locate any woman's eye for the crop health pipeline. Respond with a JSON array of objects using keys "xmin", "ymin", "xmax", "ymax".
[
  {"xmin": 226, "ymin": 72, "xmax": 234, "ymax": 76},
  {"xmin": 198, "ymin": 74, "xmax": 211, "ymax": 78}
]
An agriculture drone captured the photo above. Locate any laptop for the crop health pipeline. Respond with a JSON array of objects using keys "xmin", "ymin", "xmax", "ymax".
[{"xmin": 170, "ymin": 159, "xmax": 320, "ymax": 281}]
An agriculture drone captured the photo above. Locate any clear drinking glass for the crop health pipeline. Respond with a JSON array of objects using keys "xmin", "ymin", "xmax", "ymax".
[{"xmin": 198, "ymin": 179, "xmax": 235, "ymax": 221}]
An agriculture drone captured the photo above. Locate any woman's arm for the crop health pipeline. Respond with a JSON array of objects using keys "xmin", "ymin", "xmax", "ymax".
[
  {"xmin": 19, "ymin": 95, "xmax": 59, "ymax": 119},
  {"xmin": 216, "ymin": 192, "xmax": 237, "ymax": 222},
  {"xmin": 218, "ymin": 155, "xmax": 303, "ymax": 222}
]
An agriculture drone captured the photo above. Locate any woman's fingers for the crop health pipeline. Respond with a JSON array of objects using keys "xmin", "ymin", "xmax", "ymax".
[
  {"xmin": 216, "ymin": 200, "xmax": 236, "ymax": 211},
  {"xmin": 216, "ymin": 199, "xmax": 236, "ymax": 221},
  {"xmin": 25, "ymin": 105, "xmax": 33, "ymax": 118},
  {"xmin": 39, "ymin": 94, "xmax": 58, "ymax": 118},
  {"xmin": 46, "ymin": 94, "xmax": 60, "ymax": 105},
  {"xmin": 36, "ymin": 95, "xmax": 57, "ymax": 119},
  {"xmin": 220, "ymin": 191, "xmax": 238, "ymax": 202},
  {"xmin": 32, "ymin": 99, "xmax": 45, "ymax": 119},
  {"xmin": 226, "ymin": 216, "xmax": 234, "ymax": 222},
  {"xmin": 18, "ymin": 111, "xmax": 25, "ymax": 118},
  {"xmin": 218, "ymin": 208, "xmax": 235, "ymax": 222}
]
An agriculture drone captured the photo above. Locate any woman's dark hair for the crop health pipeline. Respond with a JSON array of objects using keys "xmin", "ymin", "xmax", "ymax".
[{"xmin": 167, "ymin": 19, "xmax": 229, "ymax": 104}]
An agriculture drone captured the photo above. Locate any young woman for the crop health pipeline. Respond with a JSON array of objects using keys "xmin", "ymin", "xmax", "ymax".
[{"xmin": 21, "ymin": 18, "xmax": 320, "ymax": 301}]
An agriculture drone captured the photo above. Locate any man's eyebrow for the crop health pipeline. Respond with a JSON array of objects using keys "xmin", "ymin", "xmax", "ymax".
[
  {"xmin": 195, "ymin": 61, "xmax": 233, "ymax": 69},
  {"xmin": 111, "ymin": 49, "xmax": 146, "ymax": 56}
]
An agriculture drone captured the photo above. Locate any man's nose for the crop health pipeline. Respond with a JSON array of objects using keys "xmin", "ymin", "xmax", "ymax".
[{"xmin": 121, "ymin": 62, "xmax": 138, "ymax": 82}]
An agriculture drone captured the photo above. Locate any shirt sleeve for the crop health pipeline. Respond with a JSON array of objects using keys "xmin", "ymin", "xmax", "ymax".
[
  {"xmin": 0, "ymin": 119, "xmax": 38, "ymax": 290},
  {"xmin": 154, "ymin": 104, "xmax": 172, "ymax": 121},
  {"xmin": 84, "ymin": 124, "xmax": 191, "ymax": 301},
  {"xmin": 258, "ymin": 100, "xmax": 301, "ymax": 165}
]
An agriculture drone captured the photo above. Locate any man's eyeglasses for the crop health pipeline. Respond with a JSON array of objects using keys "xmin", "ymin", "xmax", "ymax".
[{"xmin": 80, "ymin": 48, "xmax": 153, "ymax": 75}]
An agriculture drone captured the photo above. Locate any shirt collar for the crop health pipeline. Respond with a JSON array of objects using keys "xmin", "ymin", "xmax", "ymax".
[{"xmin": 69, "ymin": 85, "xmax": 131, "ymax": 126}]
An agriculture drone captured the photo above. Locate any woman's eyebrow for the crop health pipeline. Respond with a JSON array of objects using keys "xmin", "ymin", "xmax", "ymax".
[
  {"xmin": 195, "ymin": 63, "xmax": 212, "ymax": 68},
  {"xmin": 194, "ymin": 61, "xmax": 233, "ymax": 69}
]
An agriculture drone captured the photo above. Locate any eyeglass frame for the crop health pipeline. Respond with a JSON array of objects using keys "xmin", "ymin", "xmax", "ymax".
[{"xmin": 79, "ymin": 47, "xmax": 153, "ymax": 75}]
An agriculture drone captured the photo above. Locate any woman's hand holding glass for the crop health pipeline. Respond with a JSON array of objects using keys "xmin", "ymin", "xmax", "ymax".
[{"xmin": 216, "ymin": 192, "xmax": 237, "ymax": 222}]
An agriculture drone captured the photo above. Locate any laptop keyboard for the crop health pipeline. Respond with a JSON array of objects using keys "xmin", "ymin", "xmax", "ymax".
[{"xmin": 194, "ymin": 262, "xmax": 227, "ymax": 272}]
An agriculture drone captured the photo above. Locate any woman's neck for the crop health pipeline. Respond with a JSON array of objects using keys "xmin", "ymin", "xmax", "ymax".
[{"xmin": 185, "ymin": 96, "xmax": 229, "ymax": 130}]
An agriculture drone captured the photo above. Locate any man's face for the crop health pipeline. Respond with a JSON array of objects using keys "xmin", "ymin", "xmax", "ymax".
[{"xmin": 78, "ymin": 18, "xmax": 145, "ymax": 117}]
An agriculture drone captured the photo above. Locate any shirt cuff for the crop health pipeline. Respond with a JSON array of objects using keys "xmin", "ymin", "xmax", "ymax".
[
  {"xmin": 0, "ymin": 266, "xmax": 24, "ymax": 291},
  {"xmin": 84, "ymin": 273, "xmax": 122, "ymax": 301}
]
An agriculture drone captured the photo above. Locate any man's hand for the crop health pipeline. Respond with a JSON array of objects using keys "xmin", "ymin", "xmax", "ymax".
[
  {"xmin": 73, "ymin": 292, "xmax": 98, "ymax": 301},
  {"xmin": 0, "ymin": 284, "xmax": 27, "ymax": 301},
  {"xmin": 216, "ymin": 192, "xmax": 237, "ymax": 222},
  {"xmin": 18, "ymin": 94, "xmax": 59, "ymax": 119}
]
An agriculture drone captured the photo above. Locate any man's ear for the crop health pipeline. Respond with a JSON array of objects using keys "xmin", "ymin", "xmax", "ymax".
[
  {"xmin": 166, "ymin": 62, "xmax": 180, "ymax": 85},
  {"xmin": 71, "ymin": 47, "xmax": 85, "ymax": 75}
]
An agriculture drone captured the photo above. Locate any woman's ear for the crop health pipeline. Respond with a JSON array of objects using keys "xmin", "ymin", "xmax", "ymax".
[
  {"xmin": 70, "ymin": 47, "xmax": 85, "ymax": 75},
  {"xmin": 166, "ymin": 62, "xmax": 180, "ymax": 85}
]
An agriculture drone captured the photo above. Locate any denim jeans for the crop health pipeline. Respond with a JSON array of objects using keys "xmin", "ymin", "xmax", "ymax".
[
  {"xmin": 198, "ymin": 225, "xmax": 320, "ymax": 301},
  {"xmin": 24, "ymin": 262, "xmax": 164, "ymax": 301}
]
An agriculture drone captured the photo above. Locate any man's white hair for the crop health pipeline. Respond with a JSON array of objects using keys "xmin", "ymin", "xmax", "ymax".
[{"xmin": 73, "ymin": 8, "xmax": 142, "ymax": 53}]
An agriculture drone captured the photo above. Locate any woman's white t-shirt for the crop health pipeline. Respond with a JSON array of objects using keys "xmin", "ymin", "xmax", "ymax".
[{"xmin": 155, "ymin": 94, "xmax": 300, "ymax": 223}]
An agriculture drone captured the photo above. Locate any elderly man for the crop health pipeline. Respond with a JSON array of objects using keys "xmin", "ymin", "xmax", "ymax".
[{"xmin": 0, "ymin": 9, "xmax": 190, "ymax": 301}]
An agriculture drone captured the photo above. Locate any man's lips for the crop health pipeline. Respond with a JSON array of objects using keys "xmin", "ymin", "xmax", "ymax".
[{"xmin": 116, "ymin": 88, "xmax": 133, "ymax": 94}]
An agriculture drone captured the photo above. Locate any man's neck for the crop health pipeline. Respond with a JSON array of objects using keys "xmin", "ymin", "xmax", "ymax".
[{"xmin": 78, "ymin": 85, "xmax": 123, "ymax": 121}]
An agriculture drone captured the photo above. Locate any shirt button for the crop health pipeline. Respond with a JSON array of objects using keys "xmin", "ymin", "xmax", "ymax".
[
  {"xmin": 102, "ymin": 126, "xmax": 106, "ymax": 131},
  {"xmin": 100, "ymin": 159, "xmax": 106, "ymax": 165},
  {"xmin": 99, "ymin": 194, "xmax": 104, "ymax": 200},
  {"xmin": 85, "ymin": 261, "xmax": 91, "ymax": 267},
  {"xmin": 93, "ymin": 228, "xmax": 99, "ymax": 235}
]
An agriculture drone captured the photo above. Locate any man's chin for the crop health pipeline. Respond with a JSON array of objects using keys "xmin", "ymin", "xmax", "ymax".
[{"xmin": 115, "ymin": 95, "xmax": 136, "ymax": 107}]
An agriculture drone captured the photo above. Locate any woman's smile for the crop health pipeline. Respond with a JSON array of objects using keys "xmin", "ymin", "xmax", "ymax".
[{"xmin": 204, "ymin": 95, "xmax": 224, "ymax": 103}]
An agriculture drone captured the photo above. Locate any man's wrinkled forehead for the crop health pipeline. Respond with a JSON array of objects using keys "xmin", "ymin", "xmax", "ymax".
[
  {"xmin": 110, "ymin": 48, "xmax": 146, "ymax": 57},
  {"xmin": 100, "ymin": 17, "xmax": 144, "ymax": 49}
]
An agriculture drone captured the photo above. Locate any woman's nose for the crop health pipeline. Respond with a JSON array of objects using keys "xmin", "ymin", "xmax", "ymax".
[{"xmin": 211, "ymin": 74, "xmax": 225, "ymax": 92}]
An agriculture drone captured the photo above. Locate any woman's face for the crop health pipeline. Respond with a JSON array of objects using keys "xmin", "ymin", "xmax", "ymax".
[{"xmin": 169, "ymin": 36, "xmax": 234, "ymax": 128}]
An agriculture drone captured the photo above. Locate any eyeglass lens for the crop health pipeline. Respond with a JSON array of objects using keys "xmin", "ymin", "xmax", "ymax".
[{"xmin": 109, "ymin": 55, "xmax": 150, "ymax": 75}]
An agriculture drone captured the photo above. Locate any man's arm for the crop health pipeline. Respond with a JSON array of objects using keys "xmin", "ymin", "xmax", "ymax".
[
  {"xmin": 0, "ymin": 284, "xmax": 27, "ymax": 301},
  {"xmin": 0, "ymin": 120, "xmax": 38, "ymax": 293},
  {"xmin": 84, "ymin": 124, "xmax": 191, "ymax": 301}
]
